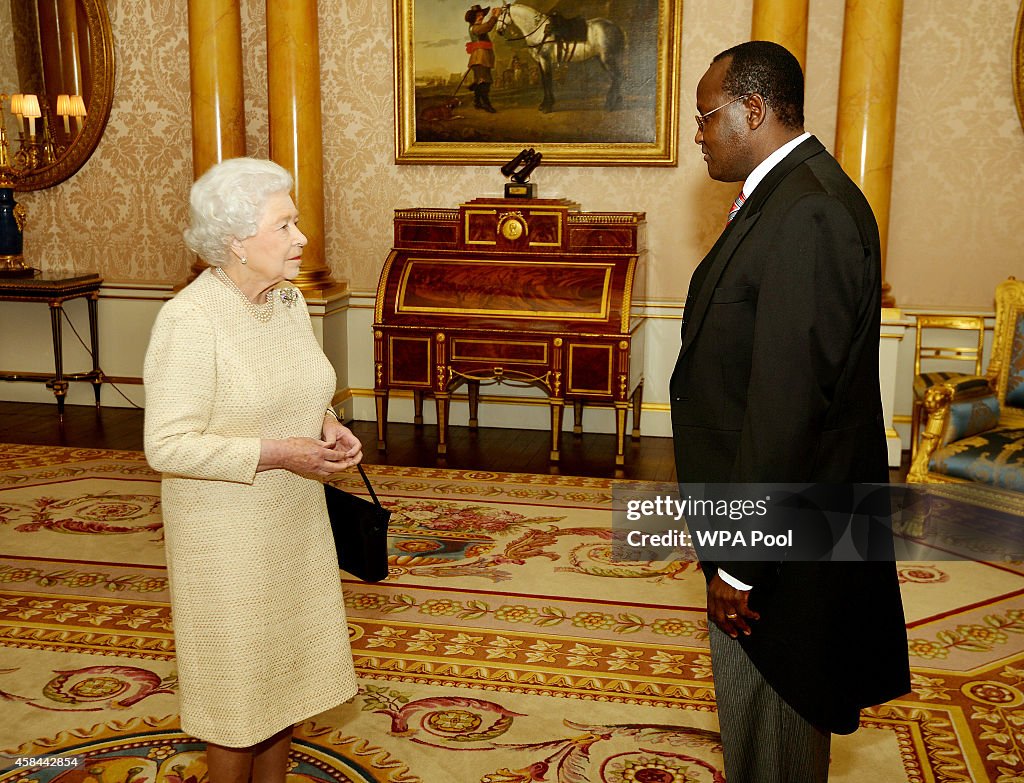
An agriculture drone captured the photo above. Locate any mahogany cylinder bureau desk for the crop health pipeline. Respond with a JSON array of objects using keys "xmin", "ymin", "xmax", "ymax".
[{"xmin": 373, "ymin": 197, "xmax": 646, "ymax": 465}]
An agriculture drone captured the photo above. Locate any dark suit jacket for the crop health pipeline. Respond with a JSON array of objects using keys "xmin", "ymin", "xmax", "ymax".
[{"xmin": 670, "ymin": 136, "xmax": 910, "ymax": 733}]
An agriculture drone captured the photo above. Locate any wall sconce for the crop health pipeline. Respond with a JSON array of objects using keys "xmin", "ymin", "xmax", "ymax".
[
  {"xmin": 68, "ymin": 95, "xmax": 87, "ymax": 133},
  {"xmin": 9, "ymin": 94, "xmax": 24, "ymax": 122},
  {"xmin": 21, "ymin": 94, "xmax": 41, "ymax": 139},
  {"xmin": 57, "ymin": 94, "xmax": 71, "ymax": 134},
  {"xmin": 0, "ymin": 94, "xmax": 47, "ymax": 173}
]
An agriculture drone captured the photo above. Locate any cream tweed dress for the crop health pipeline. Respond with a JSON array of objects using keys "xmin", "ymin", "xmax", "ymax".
[{"xmin": 143, "ymin": 269, "xmax": 357, "ymax": 747}]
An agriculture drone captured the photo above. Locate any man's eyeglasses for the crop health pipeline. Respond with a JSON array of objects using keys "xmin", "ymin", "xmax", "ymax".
[{"xmin": 695, "ymin": 94, "xmax": 750, "ymax": 132}]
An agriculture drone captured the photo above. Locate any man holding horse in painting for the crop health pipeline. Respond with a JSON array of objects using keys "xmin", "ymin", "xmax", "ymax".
[{"xmin": 465, "ymin": 4, "xmax": 501, "ymax": 113}]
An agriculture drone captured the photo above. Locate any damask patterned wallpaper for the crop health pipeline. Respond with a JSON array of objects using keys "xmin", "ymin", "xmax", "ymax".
[
  {"xmin": 14, "ymin": 0, "xmax": 1024, "ymax": 308},
  {"xmin": 887, "ymin": 0, "xmax": 1024, "ymax": 308}
]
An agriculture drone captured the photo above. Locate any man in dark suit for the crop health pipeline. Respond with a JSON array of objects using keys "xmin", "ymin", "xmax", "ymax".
[{"xmin": 670, "ymin": 41, "xmax": 910, "ymax": 781}]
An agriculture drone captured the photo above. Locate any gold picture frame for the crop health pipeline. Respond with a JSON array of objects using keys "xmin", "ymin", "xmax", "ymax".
[{"xmin": 393, "ymin": 0, "xmax": 682, "ymax": 166}]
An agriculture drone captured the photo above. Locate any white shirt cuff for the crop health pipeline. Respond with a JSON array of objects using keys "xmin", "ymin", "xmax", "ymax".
[{"xmin": 717, "ymin": 568, "xmax": 753, "ymax": 592}]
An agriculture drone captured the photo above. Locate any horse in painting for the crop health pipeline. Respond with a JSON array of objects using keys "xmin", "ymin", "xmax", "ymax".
[{"xmin": 496, "ymin": 3, "xmax": 625, "ymax": 113}]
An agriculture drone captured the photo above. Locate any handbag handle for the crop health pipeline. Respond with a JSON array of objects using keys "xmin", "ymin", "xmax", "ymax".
[{"xmin": 356, "ymin": 463, "xmax": 384, "ymax": 508}]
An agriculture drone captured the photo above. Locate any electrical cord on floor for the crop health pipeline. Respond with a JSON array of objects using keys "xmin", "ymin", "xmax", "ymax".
[{"xmin": 59, "ymin": 305, "xmax": 144, "ymax": 410}]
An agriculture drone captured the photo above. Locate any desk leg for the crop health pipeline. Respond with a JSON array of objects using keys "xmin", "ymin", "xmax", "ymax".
[
  {"xmin": 614, "ymin": 404, "xmax": 628, "ymax": 466},
  {"xmin": 572, "ymin": 399, "xmax": 584, "ymax": 435},
  {"xmin": 631, "ymin": 380, "xmax": 644, "ymax": 440},
  {"xmin": 549, "ymin": 400, "xmax": 563, "ymax": 462},
  {"xmin": 88, "ymin": 293, "xmax": 102, "ymax": 406},
  {"xmin": 46, "ymin": 303, "xmax": 69, "ymax": 417},
  {"xmin": 375, "ymin": 391, "xmax": 389, "ymax": 451},
  {"xmin": 468, "ymin": 380, "xmax": 480, "ymax": 429},
  {"xmin": 413, "ymin": 390, "xmax": 424, "ymax": 426},
  {"xmin": 435, "ymin": 393, "xmax": 450, "ymax": 456}
]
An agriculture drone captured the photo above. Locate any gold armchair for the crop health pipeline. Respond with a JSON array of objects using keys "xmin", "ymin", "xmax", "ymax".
[
  {"xmin": 909, "ymin": 277, "xmax": 1024, "ymax": 490},
  {"xmin": 909, "ymin": 314, "xmax": 986, "ymax": 459}
]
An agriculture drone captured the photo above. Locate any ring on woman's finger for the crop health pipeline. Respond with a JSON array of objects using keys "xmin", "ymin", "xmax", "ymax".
[{"xmin": 725, "ymin": 613, "xmax": 738, "ymax": 619}]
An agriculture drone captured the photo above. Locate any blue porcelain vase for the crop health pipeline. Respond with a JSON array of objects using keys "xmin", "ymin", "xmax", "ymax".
[{"xmin": 0, "ymin": 186, "xmax": 29, "ymax": 275}]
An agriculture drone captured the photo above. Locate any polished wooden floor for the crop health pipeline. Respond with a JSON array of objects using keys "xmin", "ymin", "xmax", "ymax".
[{"xmin": 0, "ymin": 401, "xmax": 677, "ymax": 481}]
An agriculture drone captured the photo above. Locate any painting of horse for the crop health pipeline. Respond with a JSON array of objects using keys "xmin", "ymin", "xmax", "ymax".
[
  {"xmin": 495, "ymin": 3, "xmax": 625, "ymax": 113},
  {"xmin": 394, "ymin": 0, "xmax": 682, "ymax": 165}
]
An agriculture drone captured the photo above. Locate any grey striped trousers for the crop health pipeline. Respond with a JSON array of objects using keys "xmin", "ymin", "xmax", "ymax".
[{"xmin": 709, "ymin": 623, "xmax": 832, "ymax": 782}]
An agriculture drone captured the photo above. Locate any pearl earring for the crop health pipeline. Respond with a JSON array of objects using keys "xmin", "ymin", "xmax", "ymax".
[{"xmin": 240, "ymin": 256, "xmax": 247, "ymax": 265}]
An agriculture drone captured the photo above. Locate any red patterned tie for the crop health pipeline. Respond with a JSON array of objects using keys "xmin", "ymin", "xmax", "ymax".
[{"xmin": 727, "ymin": 190, "xmax": 746, "ymax": 223}]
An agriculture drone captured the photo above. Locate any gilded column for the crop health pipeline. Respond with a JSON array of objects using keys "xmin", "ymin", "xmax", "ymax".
[
  {"xmin": 751, "ymin": 0, "xmax": 810, "ymax": 70},
  {"xmin": 267, "ymin": 0, "xmax": 336, "ymax": 292},
  {"xmin": 187, "ymin": 0, "xmax": 246, "ymax": 179},
  {"xmin": 834, "ymin": 0, "xmax": 903, "ymax": 306}
]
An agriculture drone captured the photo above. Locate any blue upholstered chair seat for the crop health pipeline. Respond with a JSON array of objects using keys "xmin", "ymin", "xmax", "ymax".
[{"xmin": 928, "ymin": 427, "xmax": 1024, "ymax": 491}]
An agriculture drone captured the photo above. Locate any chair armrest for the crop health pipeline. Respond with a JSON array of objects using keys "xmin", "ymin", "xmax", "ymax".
[
  {"xmin": 926, "ymin": 375, "xmax": 997, "ymax": 408},
  {"xmin": 908, "ymin": 380, "xmax": 1000, "ymax": 483},
  {"xmin": 913, "ymin": 372, "xmax": 991, "ymax": 400}
]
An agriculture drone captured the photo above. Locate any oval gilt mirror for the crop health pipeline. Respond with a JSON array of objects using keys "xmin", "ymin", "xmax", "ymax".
[{"xmin": 2, "ymin": 0, "xmax": 114, "ymax": 191}]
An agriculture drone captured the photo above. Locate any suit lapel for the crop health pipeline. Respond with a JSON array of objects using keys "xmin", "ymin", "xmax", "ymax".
[
  {"xmin": 679, "ymin": 136, "xmax": 826, "ymax": 359},
  {"xmin": 679, "ymin": 214, "xmax": 757, "ymax": 357}
]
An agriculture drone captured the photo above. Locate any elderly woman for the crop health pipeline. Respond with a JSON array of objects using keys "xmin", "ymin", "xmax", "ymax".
[{"xmin": 144, "ymin": 157, "xmax": 361, "ymax": 783}]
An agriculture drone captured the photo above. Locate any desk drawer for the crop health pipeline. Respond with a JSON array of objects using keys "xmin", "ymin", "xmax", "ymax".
[
  {"xmin": 450, "ymin": 338, "xmax": 549, "ymax": 366},
  {"xmin": 567, "ymin": 342, "xmax": 614, "ymax": 395},
  {"xmin": 386, "ymin": 335, "xmax": 433, "ymax": 386}
]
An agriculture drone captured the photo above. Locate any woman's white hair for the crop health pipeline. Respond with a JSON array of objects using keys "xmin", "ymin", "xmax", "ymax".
[{"xmin": 183, "ymin": 158, "xmax": 294, "ymax": 266}]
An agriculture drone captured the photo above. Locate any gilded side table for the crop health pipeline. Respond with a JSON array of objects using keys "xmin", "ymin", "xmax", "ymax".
[{"xmin": 0, "ymin": 273, "xmax": 103, "ymax": 415}]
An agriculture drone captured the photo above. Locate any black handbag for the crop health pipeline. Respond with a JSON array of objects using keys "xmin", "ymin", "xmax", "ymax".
[{"xmin": 324, "ymin": 464, "xmax": 391, "ymax": 582}]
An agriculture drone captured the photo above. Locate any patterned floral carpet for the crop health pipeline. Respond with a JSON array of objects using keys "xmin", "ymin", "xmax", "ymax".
[{"xmin": 0, "ymin": 444, "xmax": 1021, "ymax": 783}]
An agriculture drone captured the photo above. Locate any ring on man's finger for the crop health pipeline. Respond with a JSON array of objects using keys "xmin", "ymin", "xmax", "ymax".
[{"xmin": 725, "ymin": 613, "xmax": 738, "ymax": 619}]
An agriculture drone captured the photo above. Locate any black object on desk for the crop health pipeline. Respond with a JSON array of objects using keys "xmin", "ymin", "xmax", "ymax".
[{"xmin": 0, "ymin": 272, "xmax": 103, "ymax": 416}]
